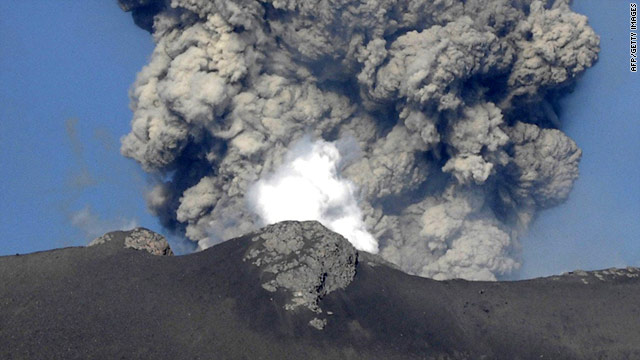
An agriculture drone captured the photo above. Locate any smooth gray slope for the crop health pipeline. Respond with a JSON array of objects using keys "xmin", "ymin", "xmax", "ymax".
[{"xmin": 1, "ymin": 221, "xmax": 639, "ymax": 359}]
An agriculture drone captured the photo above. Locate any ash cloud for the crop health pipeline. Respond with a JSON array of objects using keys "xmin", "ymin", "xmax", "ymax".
[{"xmin": 119, "ymin": 0, "xmax": 599, "ymax": 280}]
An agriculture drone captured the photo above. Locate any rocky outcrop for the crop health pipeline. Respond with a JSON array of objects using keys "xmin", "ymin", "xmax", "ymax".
[
  {"xmin": 3, "ymin": 221, "xmax": 640, "ymax": 359},
  {"xmin": 243, "ymin": 221, "xmax": 358, "ymax": 324},
  {"xmin": 555, "ymin": 266, "xmax": 640, "ymax": 284},
  {"xmin": 89, "ymin": 227, "xmax": 173, "ymax": 256}
]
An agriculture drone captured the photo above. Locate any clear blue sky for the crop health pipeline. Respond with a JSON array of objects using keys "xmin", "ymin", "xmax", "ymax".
[{"xmin": 0, "ymin": 1, "xmax": 638, "ymax": 278}]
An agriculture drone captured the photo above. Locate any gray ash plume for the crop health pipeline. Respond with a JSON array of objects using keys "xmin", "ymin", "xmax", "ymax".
[{"xmin": 118, "ymin": 0, "xmax": 599, "ymax": 280}]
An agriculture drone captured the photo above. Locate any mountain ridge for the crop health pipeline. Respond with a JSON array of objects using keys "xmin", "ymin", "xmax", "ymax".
[{"xmin": 1, "ymin": 221, "xmax": 638, "ymax": 359}]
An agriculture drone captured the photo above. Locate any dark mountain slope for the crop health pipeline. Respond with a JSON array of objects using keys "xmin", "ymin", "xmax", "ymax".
[{"xmin": 1, "ymin": 222, "xmax": 638, "ymax": 359}]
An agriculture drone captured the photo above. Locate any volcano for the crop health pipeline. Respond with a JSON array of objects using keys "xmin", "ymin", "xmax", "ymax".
[{"xmin": 1, "ymin": 221, "xmax": 638, "ymax": 359}]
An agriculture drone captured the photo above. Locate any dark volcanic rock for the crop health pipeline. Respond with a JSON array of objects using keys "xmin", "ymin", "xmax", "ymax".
[
  {"xmin": 1, "ymin": 221, "xmax": 639, "ymax": 359},
  {"xmin": 89, "ymin": 227, "xmax": 173, "ymax": 256}
]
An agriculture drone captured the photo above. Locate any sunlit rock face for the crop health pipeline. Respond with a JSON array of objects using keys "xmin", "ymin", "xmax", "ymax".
[
  {"xmin": 244, "ymin": 221, "xmax": 358, "ymax": 316},
  {"xmin": 89, "ymin": 227, "xmax": 174, "ymax": 256}
]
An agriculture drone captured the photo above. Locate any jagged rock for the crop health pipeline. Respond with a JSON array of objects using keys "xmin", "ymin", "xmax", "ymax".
[
  {"xmin": 560, "ymin": 267, "xmax": 640, "ymax": 279},
  {"xmin": 243, "ymin": 221, "xmax": 358, "ymax": 315},
  {"xmin": 551, "ymin": 266, "xmax": 640, "ymax": 285},
  {"xmin": 89, "ymin": 227, "xmax": 173, "ymax": 256},
  {"xmin": 308, "ymin": 318, "xmax": 328, "ymax": 330}
]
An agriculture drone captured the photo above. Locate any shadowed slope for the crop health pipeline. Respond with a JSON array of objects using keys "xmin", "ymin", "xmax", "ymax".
[{"xmin": 1, "ymin": 222, "xmax": 638, "ymax": 359}]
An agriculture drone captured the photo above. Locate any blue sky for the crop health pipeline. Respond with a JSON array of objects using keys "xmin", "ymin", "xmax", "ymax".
[
  {"xmin": 0, "ymin": 1, "xmax": 637, "ymax": 278},
  {"xmin": 0, "ymin": 2, "xmax": 156, "ymax": 252},
  {"xmin": 519, "ymin": 0, "xmax": 640, "ymax": 277}
]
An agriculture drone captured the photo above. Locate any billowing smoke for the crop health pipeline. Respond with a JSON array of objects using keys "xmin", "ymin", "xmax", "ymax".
[
  {"xmin": 119, "ymin": 0, "xmax": 599, "ymax": 280},
  {"xmin": 247, "ymin": 137, "xmax": 378, "ymax": 253}
]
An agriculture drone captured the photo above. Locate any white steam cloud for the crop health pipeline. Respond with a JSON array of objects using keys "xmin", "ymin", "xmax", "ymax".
[
  {"xmin": 248, "ymin": 137, "xmax": 378, "ymax": 253},
  {"xmin": 117, "ymin": 0, "xmax": 599, "ymax": 280}
]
